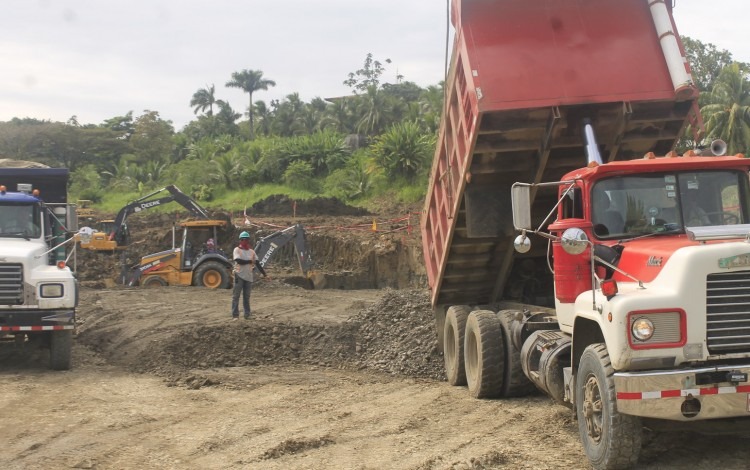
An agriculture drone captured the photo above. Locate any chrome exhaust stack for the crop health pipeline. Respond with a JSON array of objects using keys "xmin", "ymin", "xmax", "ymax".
[{"xmin": 582, "ymin": 119, "xmax": 603, "ymax": 165}]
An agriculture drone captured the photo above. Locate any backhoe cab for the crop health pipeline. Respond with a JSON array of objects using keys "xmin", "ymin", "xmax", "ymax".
[
  {"xmin": 126, "ymin": 219, "xmax": 232, "ymax": 289},
  {"xmin": 80, "ymin": 185, "xmax": 209, "ymax": 251}
]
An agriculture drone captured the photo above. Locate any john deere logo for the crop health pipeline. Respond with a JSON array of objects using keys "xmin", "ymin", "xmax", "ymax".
[{"xmin": 647, "ymin": 256, "xmax": 663, "ymax": 267}]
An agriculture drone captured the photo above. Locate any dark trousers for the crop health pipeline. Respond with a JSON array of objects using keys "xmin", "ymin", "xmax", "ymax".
[{"xmin": 231, "ymin": 277, "xmax": 253, "ymax": 318}]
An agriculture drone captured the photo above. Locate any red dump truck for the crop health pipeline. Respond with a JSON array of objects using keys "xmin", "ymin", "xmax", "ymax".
[{"xmin": 422, "ymin": 1, "xmax": 750, "ymax": 468}]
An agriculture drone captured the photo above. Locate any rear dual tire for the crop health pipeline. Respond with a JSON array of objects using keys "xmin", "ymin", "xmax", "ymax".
[
  {"xmin": 444, "ymin": 308, "xmax": 534, "ymax": 399},
  {"xmin": 464, "ymin": 310, "xmax": 504, "ymax": 398},
  {"xmin": 443, "ymin": 305, "xmax": 471, "ymax": 386}
]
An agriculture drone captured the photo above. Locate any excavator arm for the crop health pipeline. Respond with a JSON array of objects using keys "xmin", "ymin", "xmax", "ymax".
[
  {"xmin": 254, "ymin": 223, "xmax": 313, "ymax": 276},
  {"xmin": 108, "ymin": 185, "xmax": 209, "ymax": 242}
]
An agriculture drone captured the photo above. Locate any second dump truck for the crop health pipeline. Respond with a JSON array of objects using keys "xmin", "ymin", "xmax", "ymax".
[
  {"xmin": 422, "ymin": 1, "xmax": 750, "ymax": 468},
  {"xmin": 0, "ymin": 167, "xmax": 79, "ymax": 370}
]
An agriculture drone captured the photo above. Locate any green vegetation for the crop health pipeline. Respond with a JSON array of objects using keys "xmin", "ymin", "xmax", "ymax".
[{"xmin": 0, "ymin": 54, "xmax": 438, "ymax": 214}]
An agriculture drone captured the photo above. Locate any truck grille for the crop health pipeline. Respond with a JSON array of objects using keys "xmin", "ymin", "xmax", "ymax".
[
  {"xmin": 707, "ymin": 270, "xmax": 750, "ymax": 354},
  {"xmin": 0, "ymin": 263, "xmax": 24, "ymax": 305}
]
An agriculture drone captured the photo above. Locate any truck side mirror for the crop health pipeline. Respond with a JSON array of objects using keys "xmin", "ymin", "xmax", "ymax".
[
  {"xmin": 511, "ymin": 185, "xmax": 532, "ymax": 230},
  {"xmin": 560, "ymin": 227, "xmax": 589, "ymax": 255}
]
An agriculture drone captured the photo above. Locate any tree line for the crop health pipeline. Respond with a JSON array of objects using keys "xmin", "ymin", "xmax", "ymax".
[{"xmin": 0, "ymin": 40, "xmax": 748, "ymax": 208}]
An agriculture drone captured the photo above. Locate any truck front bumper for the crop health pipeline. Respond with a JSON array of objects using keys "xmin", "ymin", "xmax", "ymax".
[
  {"xmin": 614, "ymin": 364, "xmax": 750, "ymax": 421},
  {"xmin": 0, "ymin": 309, "xmax": 75, "ymax": 332}
]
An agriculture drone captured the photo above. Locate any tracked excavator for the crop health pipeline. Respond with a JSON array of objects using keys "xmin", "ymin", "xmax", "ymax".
[
  {"xmin": 126, "ymin": 222, "xmax": 314, "ymax": 289},
  {"xmin": 79, "ymin": 185, "xmax": 214, "ymax": 251}
]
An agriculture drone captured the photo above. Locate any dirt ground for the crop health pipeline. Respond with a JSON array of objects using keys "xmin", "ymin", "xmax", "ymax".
[{"xmin": 2, "ymin": 207, "xmax": 750, "ymax": 469}]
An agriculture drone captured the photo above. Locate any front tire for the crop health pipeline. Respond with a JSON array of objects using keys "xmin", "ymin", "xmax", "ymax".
[
  {"xmin": 50, "ymin": 330, "xmax": 72, "ymax": 371},
  {"xmin": 444, "ymin": 305, "xmax": 471, "ymax": 386},
  {"xmin": 142, "ymin": 276, "xmax": 167, "ymax": 287},
  {"xmin": 464, "ymin": 310, "xmax": 504, "ymax": 398},
  {"xmin": 576, "ymin": 343, "xmax": 641, "ymax": 470},
  {"xmin": 194, "ymin": 261, "xmax": 230, "ymax": 289}
]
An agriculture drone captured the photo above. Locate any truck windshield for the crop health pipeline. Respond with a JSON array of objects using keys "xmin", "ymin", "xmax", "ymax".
[
  {"xmin": 0, "ymin": 203, "xmax": 41, "ymax": 238},
  {"xmin": 591, "ymin": 170, "xmax": 750, "ymax": 239}
]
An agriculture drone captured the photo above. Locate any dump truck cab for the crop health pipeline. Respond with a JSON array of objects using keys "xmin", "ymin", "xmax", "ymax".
[{"xmin": 0, "ymin": 170, "xmax": 78, "ymax": 370}]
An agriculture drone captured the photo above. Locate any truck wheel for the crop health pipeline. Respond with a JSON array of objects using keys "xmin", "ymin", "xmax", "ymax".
[
  {"xmin": 497, "ymin": 310, "xmax": 536, "ymax": 397},
  {"xmin": 444, "ymin": 305, "xmax": 471, "ymax": 386},
  {"xmin": 576, "ymin": 343, "xmax": 641, "ymax": 470},
  {"xmin": 464, "ymin": 310, "xmax": 504, "ymax": 398},
  {"xmin": 50, "ymin": 330, "xmax": 72, "ymax": 371},
  {"xmin": 142, "ymin": 276, "xmax": 167, "ymax": 287},
  {"xmin": 194, "ymin": 261, "xmax": 230, "ymax": 289}
]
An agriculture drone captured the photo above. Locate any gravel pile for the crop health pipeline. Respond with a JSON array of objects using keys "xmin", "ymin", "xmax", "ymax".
[
  {"xmin": 346, "ymin": 288, "xmax": 444, "ymax": 380},
  {"xmin": 135, "ymin": 289, "xmax": 445, "ymax": 381}
]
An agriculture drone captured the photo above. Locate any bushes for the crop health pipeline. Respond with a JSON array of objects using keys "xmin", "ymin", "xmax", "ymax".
[{"xmin": 369, "ymin": 121, "xmax": 434, "ymax": 182}]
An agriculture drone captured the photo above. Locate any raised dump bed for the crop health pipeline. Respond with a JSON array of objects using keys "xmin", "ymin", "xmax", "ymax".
[{"xmin": 421, "ymin": 0, "xmax": 701, "ymax": 309}]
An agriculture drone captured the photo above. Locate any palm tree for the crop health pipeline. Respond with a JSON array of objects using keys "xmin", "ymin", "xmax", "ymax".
[
  {"xmin": 190, "ymin": 84, "xmax": 217, "ymax": 116},
  {"xmin": 700, "ymin": 63, "xmax": 750, "ymax": 155},
  {"xmin": 253, "ymin": 100, "xmax": 273, "ymax": 137},
  {"xmin": 226, "ymin": 69, "xmax": 276, "ymax": 139},
  {"xmin": 322, "ymin": 98, "xmax": 355, "ymax": 134},
  {"xmin": 370, "ymin": 121, "xmax": 435, "ymax": 182},
  {"xmin": 211, "ymin": 153, "xmax": 241, "ymax": 189},
  {"xmin": 356, "ymin": 85, "xmax": 391, "ymax": 136}
]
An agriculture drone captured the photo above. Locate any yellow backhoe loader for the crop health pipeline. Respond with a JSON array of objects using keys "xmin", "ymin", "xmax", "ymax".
[{"xmin": 80, "ymin": 185, "xmax": 210, "ymax": 251}]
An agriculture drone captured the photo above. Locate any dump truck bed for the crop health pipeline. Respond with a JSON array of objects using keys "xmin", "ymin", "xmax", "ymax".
[{"xmin": 421, "ymin": 0, "xmax": 700, "ymax": 308}]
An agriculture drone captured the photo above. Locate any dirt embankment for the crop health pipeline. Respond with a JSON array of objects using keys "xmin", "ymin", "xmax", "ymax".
[{"xmin": 74, "ymin": 200, "xmax": 425, "ymax": 291}]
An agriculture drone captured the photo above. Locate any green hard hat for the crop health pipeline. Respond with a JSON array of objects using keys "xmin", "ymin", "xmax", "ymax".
[{"xmin": 239, "ymin": 231, "xmax": 250, "ymax": 239}]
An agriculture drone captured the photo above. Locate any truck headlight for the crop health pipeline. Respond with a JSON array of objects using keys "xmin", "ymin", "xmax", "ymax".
[
  {"xmin": 40, "ymin": 283, "xmax": 64, "ymax": 298},
  {"xmin": 631, "ymin": 317, "xmax": 655, "ymax": 341}
]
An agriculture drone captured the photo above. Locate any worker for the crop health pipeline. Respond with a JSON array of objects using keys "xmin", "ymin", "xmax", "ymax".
[
  {"xmin": 682, "ymin": 189, "xmax": 711, "ymax": 226},
  {"xmin": 592, "ymin": 189, "xmax": 624, "ymax": 236},
  {"xmin": 231, "ymin": 231, "xmax": 267, "ymax": 320}
]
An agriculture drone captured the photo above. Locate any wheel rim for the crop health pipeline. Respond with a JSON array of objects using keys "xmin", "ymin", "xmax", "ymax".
[
  {"xmin": 143, "ymin": 277, "xmax": 163, "ymax": 287},
  {"xmin": 202, "ymin": 270, "xmax": 222, "ymax": 288},
  {"xmin": 582, "ymin": 374, "xmax": 604, "ymax": 443}
]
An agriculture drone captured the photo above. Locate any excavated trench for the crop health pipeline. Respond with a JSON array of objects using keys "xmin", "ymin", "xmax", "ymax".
[{"xmin": 75, "ymin": 211, "xmax": 427, "ymax": 291}]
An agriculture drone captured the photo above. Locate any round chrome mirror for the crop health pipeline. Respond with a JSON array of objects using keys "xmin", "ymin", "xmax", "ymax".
[
  {"xmin": 513, "ymin": 234, "xmax": 531, "ymax": 253},
  {"xmin": 560, "ymin": 227, "xmax": 589, "ymax": 255}
]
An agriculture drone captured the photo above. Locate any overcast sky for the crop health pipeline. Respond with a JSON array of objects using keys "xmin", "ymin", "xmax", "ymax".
[{"xmin": 1, "ymin": 0, "xmax": 747, "ymax": 130}]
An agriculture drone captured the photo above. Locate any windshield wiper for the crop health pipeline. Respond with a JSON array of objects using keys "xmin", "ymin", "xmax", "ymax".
[
  {"xmin": 619, "ymin": 226, "xmax": 683, "ymax": 243},
  {"xmin": 4, "ymin": 231, "xmax": 31, "ymax": 240}
]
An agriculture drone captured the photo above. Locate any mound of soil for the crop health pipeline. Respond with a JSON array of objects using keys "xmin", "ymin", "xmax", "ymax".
[{"xmin": 91, "ymin": 287, "xmax": 443, "ymax": 384}]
